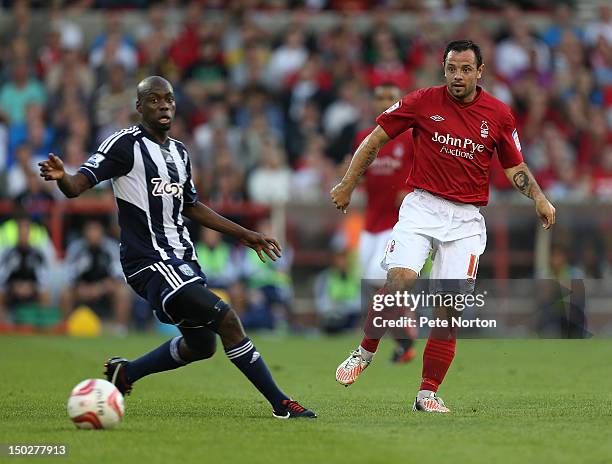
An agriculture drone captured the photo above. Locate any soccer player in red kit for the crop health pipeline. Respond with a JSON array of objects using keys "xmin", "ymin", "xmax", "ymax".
[
  {"xmin": 353, "ymin": 82, "xmax": 417, "ymax": 364},
  {"xmin": 332, "ymin": 40, "xmax": 556, "ymax": 412}
]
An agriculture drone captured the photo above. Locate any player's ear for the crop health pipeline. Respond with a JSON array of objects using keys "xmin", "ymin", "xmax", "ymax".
[
  {"xmin": 477, "ymin": 64, "xmax": 484, "ymax": 79},
  {"xmin": 136, "ymin": 98, "xmax": 142, "ymax": 114}
]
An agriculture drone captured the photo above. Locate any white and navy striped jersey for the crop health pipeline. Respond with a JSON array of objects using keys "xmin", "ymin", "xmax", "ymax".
[{"xmin": 78, "ymin": 125, "xmax": 198, "ymax": 277}]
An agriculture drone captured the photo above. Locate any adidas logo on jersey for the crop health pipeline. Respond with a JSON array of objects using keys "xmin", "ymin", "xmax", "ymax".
[{"xmin": 430, "ymin": 115, "xmax": 445, "ymax": 121}]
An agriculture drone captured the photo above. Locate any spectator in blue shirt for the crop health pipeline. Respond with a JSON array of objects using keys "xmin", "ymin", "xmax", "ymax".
[{"xmin": 0, "ymin": 60, "xmax": 46, "ymax": 126}]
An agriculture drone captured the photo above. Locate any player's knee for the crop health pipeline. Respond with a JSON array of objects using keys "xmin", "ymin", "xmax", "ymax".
[
  {"xmin": 168, "ymin": 284, "xmax": 230, "ymax": 330},
  {"xmin": 385, "ymin": 267, "xmax": 418, "ymax": 294},
  {"xmin": 179, "ymin": 336, "xmax": 217, "ymax": 362}
]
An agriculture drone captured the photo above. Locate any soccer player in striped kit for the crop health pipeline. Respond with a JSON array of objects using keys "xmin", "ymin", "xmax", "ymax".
[
  {"xmin": 39, "ymin": 76, "xmax": 316, "ymax": 419},
  {"xmin": 332, "ymin": 40, "xmax": 555, "ymax": 413}
]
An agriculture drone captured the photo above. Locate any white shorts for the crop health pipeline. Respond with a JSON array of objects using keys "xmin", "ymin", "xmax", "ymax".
[
  {"xmin": 359, "ymin": 229, "xmax": 393, "ymax": 281},
  {"xmin": 381, "ymin": 189, "xmax": 487, "ymax": 290}
]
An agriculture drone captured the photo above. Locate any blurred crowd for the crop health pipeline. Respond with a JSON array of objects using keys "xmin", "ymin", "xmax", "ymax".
[
  {"xmin": 0, "ymin": 211, "xmax": 298, "ymax": 334},
  {"xmin": 0, "ymin": 1, "xmax": 611, "ymax": 334},
  {"xmin": 1, "ymin": 1, "xmax": 611, "ymax": 206}
]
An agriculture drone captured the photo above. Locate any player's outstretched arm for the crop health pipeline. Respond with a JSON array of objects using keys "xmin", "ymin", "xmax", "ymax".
[
  {"xmin": 330, "ymin": 125, "xmax": 390, "ymax": 213},
  {"xmin": 504, "ymin": 162, "xmax": 556, "ymax": 229},
  {"xmin": 38, "ymin": 154, "xmax": 91, "ymax": 198},
  {"xmin": 182, "ymin": 202, "xmax": 281, "ymax": 262}
]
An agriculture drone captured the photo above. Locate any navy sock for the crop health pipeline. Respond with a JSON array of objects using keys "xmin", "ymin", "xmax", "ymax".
[
  {"xmin": 126, "ymin": 336, "xmax": 186, "ymax": 383},
  {"xmin": 225, "ymin": 337, "xmax": 289, "ymax": 410}
]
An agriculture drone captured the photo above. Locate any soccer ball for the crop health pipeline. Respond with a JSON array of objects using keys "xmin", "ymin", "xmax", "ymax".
[{"xmin": 67, "ymin": 379, "xmax": 125, "ymax": 429}]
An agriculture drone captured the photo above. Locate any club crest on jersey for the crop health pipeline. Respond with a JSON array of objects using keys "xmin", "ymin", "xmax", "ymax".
[
  {"xmin": 480, "ymin": 120, "xmax": 489, "ymax": 138},
  {"xmin": 512, "ymin": 129, "xmax": 522, "ymax": 151},
  {"xmin": 384, "ymin": 100, "xmax": 401, "ymax": 114},
  {"xmin": 84, "ymin": 153, "xmax": 106, "ymax": 168},
  {"xmin": 151, "ymin": 177, "xmax": 183, "ymax": 200},
  {"xmin": 178, "ymin": 264, "xmax": 195, "ymax": 277}
]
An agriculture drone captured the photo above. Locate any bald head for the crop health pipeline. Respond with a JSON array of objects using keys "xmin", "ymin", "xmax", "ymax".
[
  {"xmin": 137, "ymin": 75, "xmax": 173, "ymax": 100},
  {"xmin": 135, "ymin": 75, "xmax": 176, "ymax": 136}
]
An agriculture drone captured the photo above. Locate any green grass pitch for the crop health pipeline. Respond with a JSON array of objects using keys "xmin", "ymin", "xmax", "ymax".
[{"xmin": 1, "ymin": 335, "xmax": 611, "ymax": 464}]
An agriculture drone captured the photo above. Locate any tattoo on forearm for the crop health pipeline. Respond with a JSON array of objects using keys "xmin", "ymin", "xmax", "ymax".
[
  {"xmin": 345, "ymin": 142, "xmax": 379, "ymax": 185},
  {"xmin": 356, "ymin": 145, "xmax": 378, "ymax": 178},
  {"xmin": 512, "ymin": 170, "xmax": 532, "ymax": 198}
]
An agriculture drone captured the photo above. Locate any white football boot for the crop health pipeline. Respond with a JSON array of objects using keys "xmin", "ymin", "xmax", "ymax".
[
  {"xmin": 412, "ymin": 391, "xmax": 450, "ymax": 413},
  {"xmin": 335, "ymin": 349, "xmax": 371, "ymax": 386}
]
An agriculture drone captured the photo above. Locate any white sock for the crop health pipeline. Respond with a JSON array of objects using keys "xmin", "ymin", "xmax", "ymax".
[
  {"xmin": 358, "ymin": 345, "xmax": 375, "ymax": 362},
  {"xmin": 417, "ymin": 389, "xmax": 435, "ymax": 399}
]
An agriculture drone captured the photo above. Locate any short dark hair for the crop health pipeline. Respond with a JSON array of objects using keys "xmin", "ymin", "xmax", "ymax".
[
  {"xmin": 374, "ymin": 81, "xmax": 401, "ymax": 93},
  {"xmin": 443, "ymin": 40, "xmax": 483, "ymax": 68}
]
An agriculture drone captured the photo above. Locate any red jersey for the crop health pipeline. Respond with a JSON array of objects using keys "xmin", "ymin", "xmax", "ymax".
[
  {"xmin": 375, "ymin": 85, "xmax": 524, "ymax": 206},
  {"xmin": 354, "ymin": 126, "xmax": 414, "ymax": 233}
]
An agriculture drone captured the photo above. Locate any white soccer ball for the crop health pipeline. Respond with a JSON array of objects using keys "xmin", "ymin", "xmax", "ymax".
[{"xmin": 67, "ymin": 379, "xmax": 125, "ymax": 430}]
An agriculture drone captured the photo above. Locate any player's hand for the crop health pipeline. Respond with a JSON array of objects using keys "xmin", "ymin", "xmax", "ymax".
[
  {"xmin": 330, "ymin": 181, "xmax": 354, "ymax": 214},
  {"xmin": 39, "ymin": 153, "xmax": 65, "ymax": 181},
  {"xmin": 535, "ymin": 197, "xmax": 556, "ymax": 229},
  {"xmin": 240, "ymin": 231, "xmax": 282, "ymax": 263}
]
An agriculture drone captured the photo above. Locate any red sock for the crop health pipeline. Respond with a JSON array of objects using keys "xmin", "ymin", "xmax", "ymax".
[
  {"xmin": 420, "ymin": 329, "xmax": 456, "ymax": 392},
  {"xmin": 360, "ymin": 288, "xmax": 390, "ymax": 354},
  {"xmin": 360, "ymin": 337, "xmax": 380, "ymax": 353},
  {"xmin": 361, "ymin": 284, "xmax": 418, "ymax": 354}
]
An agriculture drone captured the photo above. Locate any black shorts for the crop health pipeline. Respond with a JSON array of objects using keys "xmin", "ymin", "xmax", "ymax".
[{"xmin": 127, "ymin": 259, "xmax": 224, "ymax": 329}]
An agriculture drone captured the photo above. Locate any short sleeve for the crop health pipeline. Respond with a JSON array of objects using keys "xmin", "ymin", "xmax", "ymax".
[
  {"xmin": 78, "ymin": 133, "xmax": 135, "ymax": 186},
  {"xmin": 375, "ymin": 89, "xmax": 423, "ymax": 139},
  {"xmin": 496, "ymin": 112, "xmax": 524, "ymax": 169}
]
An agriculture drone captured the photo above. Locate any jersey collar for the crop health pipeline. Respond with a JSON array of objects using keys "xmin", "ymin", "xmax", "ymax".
[
  {"xmin": 138, "ymin": 124, "xmax": 171, "ymax": 148},
  {"xmin": 444, "ymin": 85, "xmax": 483, "ymax": 108}
]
